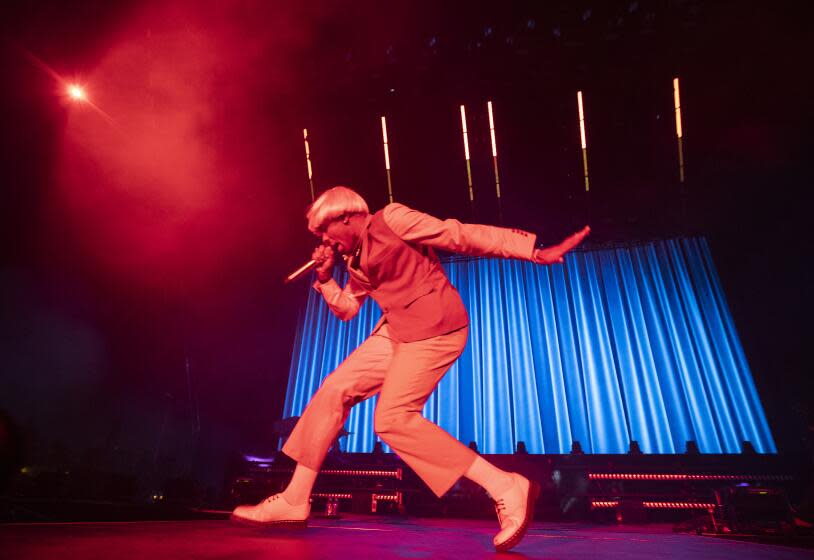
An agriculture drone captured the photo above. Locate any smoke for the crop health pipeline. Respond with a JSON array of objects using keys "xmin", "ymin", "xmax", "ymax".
[{"xmin": 55, "ymin": 0, "xmax": 331, "ymax": 298}]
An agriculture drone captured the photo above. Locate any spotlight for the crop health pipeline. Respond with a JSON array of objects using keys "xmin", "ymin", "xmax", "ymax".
[
  {"xmin": 628, "ymin": 440, "xmax": 642, "ymax": 455},
  {"xmin": 685, "ymin": 440, "xmax": 700, "ymax": 455},
  {"xmin": 515, "ymin": 441, "xmax": 528, "ymax": 454},
  {"xmin": 570, "ymin": 441, "xmax": 584, "ymax": 454},
  {"xmin": 67, "ymin": 84, "xmax": 85, "ymax": 101}
]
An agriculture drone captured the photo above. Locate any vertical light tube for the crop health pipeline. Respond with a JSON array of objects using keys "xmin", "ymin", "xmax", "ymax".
[
  {"xmin": 673, "ymin": 78, "xmax": 683, "ymax": 139},
  {"xmin": 673, "ymin": 77, "xmax": 685, "ymax": 183},
  {"xmin": 381, "ymin": 116, "xmax": 391, "ymax": 170},
  {"xmin": 487, "ymin": 101, "xmax": 497, "ymax": 158},
  {"xmin": 460, "ymin": 105, "xmax": 474, "ymax": 204},
  {"xmin": 577, "ymin": 91, "xmax": 587, "ymax": 149},
  {"xmin": 303, "ymin": 128, "xmax": 315, "ymax": 202},
  {"xmin": 487, "ymin": 100, "xmax": 502, "ymax": 223},
  {"xmin": 577, "ymin": 91, "xmax": 590, "ymax": 192},
  {"xmin": 381, "ymin": 116, "xmax": 393, "ymax": 203}
]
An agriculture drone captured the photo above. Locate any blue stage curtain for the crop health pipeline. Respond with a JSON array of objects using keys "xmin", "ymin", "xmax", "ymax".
[{"xmin": 282, "ymin": 237, "xmax": 776, "ymax": 454}]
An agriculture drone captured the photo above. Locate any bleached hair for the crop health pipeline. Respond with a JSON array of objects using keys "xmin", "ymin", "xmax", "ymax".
[{"xmin": 306, "ymin": 186, "xmax": 370, "ymax": 234}]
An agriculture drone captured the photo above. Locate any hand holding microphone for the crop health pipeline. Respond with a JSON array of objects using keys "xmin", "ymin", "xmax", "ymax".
[
  {"xmin": 284, "ymin": 242, "xmax": 338, "ymax": 284},
  {"xmin": 312, "ymin": 243, "xmax": 336, "ymax": 283}
]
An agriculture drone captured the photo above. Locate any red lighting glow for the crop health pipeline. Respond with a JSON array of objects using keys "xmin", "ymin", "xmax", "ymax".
[
  {"xmin": 55, "ymin": 3, "xmax": 298, "ymax": 297},
  {"xmin": 311, "ymin": 492, "xmax": 401, "ymax": 502},
  {"xmin": 643, "ymin": 501, "xmax": 715, "ymax": 509},
  {"xmin": 590, "ymin": 500, "xmax": 715, "ymax": 510},
  {"xmin": 588, "ymin": 473, "xmax": 791, "ymax": 481},
  {"xmin": 591, "ymin": 500, "xmax": 620, "ymax": 508},
  {"xmin": 321, "ymin": 468, "xmax": 403, "ymax": 479}
]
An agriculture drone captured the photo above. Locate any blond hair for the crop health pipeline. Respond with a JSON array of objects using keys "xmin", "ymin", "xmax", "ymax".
[{"xmin": 306, "ymin": 186, "xmax": 370, "ymax": 234}]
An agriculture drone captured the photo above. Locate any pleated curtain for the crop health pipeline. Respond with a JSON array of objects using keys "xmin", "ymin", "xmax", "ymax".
[{"xmin": 283, "ymin": 237, "xmax": 776, "ymax": 454}]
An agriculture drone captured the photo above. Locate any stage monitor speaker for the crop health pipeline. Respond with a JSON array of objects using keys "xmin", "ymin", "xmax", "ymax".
[{"xmin": 716, "ymin": 484, "xmax": 794, "ymax": 535}]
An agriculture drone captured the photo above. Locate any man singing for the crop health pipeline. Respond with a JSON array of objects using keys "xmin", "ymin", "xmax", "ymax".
[{"xmin": 232, "ymin": 186, "xmax": 590, "ymax": 551}]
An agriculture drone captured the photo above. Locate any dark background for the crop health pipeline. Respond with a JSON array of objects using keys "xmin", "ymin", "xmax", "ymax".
[{"xmin": 0, "ymin": 1, "xmax": 810, "ymax": 495}]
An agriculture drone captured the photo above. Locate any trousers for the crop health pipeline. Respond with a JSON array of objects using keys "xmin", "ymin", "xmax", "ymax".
[{"xmin": 282, "ymin": 324, "xmax": 477, "ymax": 497}]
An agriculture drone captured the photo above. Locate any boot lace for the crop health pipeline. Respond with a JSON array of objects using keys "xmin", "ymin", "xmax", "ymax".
[{"xmin": 494, "ymin": 498, "xmax": 507, "ymax": 521}]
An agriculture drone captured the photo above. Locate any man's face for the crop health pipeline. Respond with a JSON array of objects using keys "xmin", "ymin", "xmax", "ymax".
[{"xmin": 318, "ymin": 215, "xmax": 357, "ymax": 255}]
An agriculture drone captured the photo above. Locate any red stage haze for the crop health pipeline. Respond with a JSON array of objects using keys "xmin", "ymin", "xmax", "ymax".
[{"xmin": 55, "ymin": 1, "xmax": 319, "ymax": 298}]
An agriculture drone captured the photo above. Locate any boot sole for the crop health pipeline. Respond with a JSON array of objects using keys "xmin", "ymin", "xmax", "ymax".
[
  {"xmin": 494, "ymin": 479, "xmax": 541, "ymax": 552},
  {"xmin": 230, "ymin": 514, "xmax": 308, "ymax": 529}
]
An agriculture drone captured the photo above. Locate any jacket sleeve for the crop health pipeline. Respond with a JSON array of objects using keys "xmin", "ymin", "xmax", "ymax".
[
  {"xmin": 382, "ymin": 203, "xmax": 536, "ymax": 260},
  {"xmin": 313, "ymin": 277, "xmax": 368, "ymax": 321}
]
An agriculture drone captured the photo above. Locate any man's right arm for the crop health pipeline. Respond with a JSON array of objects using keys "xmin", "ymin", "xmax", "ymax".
[{"xmin": 313, "ymin": 277, "xmax": 367, "ymax": 321}]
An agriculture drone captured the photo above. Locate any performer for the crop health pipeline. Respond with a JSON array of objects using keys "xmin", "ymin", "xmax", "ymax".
[{"xmin": 232, "ymin": 186, "xmax": 590, "ymax": 551}]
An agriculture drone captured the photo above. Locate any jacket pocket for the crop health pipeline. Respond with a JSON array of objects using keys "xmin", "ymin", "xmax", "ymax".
[{"xmin": 403, "ymin": 286, "xmax": 436, "ymax": 308}]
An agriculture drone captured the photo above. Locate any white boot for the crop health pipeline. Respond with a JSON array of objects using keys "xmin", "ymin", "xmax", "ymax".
[
  {"xmin": 492, "ymin": 473, "xmax": 540, "ymax": 551},
  {"xmin": 231, "ymin": 493, "xmax": 310, "ymax": 528}
]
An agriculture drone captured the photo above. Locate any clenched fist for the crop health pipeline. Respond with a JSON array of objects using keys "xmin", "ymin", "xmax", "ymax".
[{"xmin": 312, "ymin": 243, "xmax": 337, "ymax": 283}]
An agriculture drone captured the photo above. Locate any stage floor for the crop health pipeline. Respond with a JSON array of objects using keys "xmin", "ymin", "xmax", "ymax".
[{"xmin": 1, "ymin": 515, "xmax": 810, "ymax": 559}]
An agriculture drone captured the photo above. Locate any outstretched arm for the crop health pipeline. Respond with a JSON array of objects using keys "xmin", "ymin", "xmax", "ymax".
[
  {"xmin": 383, "ymin": 203, "xmax": 537, "ymax": 260},
  {"xmin": 383, "ymin": 203, "xmax": 589, "ymax": 263}
]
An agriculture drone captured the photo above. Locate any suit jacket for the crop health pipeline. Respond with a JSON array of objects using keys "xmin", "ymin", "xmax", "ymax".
[{"xmin": 314, "ymin": 203, "xmax": 536, "ymax": 342}]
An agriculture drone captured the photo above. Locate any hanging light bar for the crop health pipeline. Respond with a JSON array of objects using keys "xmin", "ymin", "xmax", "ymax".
[
  {"xmin": 303, "ymin": 128, "xmax": 315, "ymax": 202},
  {"xmin": 673, "ymin": 77, "xmax": 685, "ymax": 183},
  {"xmin": 487, "ymin": 101, "xmax": 497, "ymax": 158},
  {"xmin": 460, "ymin": 105, "xmax": 474, "ymax": 206},
  {"xmin": 487, "ymin": 100, "xmax": 503, "ymax": 222},
  {"xmin": 577, "ymin": 91, "xmax": 589, "ymax": 192},
  {"xmin": 381, "ymin": 116, "xmax": 394, "ymax": 203}
]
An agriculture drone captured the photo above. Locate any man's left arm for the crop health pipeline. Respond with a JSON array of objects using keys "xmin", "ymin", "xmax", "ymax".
[{"xmin": 383, "ymin": 203, "xmax": 589, "ymax": 263}]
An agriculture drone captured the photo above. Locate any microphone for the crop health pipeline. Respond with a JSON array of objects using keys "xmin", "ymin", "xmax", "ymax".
[
  {"xmin": 285, "ymin": 259, "xmax": 317, "ymax": 284},
  {"xmin": 286, "ymin": 243, "xmax": 339, "ymax": 284}
]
